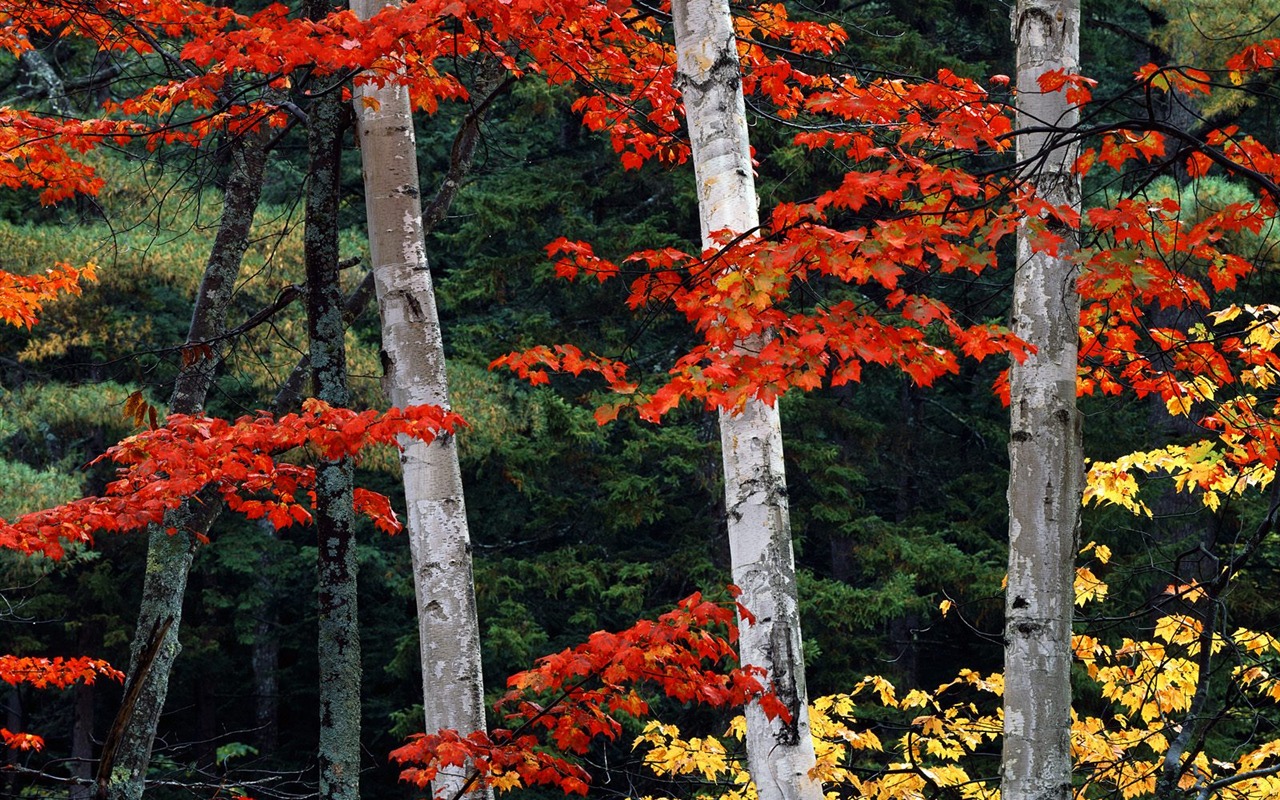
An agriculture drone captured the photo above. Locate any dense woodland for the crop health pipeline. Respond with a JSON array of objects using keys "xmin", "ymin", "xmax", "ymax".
[{"xmin": 1, "ymin": 0, "xmax": 1280, "ymax": 799}]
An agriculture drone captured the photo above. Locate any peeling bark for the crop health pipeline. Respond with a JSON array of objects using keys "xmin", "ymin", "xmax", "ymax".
[
  {"xmin": 671, "ymin": 2, "xmax": 821, "ymax": 800},
  {"xmin": 350, "ymin": 3, "xmax": 490, "ymax": 799},
  {"xmin": 1002, "ymin": 2, "xmax": 1082, "ymax": 800}
]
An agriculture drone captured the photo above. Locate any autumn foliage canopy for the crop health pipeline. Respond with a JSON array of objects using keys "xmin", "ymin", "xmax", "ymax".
[{"xmin": 4, "ymin": 0, "xmax": 1280, "ymax": 795}]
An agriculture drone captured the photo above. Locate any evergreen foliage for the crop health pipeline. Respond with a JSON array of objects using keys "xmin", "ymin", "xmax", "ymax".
[{"xmin": 2, "ymin": 0, "xmax": 1280, "ymax": 798}]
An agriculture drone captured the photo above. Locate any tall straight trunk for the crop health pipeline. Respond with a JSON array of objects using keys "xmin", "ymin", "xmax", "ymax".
[
  {"xmin": 102, "ymin": 126, "xmax": 271, "ymax": 800},
  {"xmin": 1002, "ymin": 1, "xmax": 1082, "ymax": 800},
  {"xmin": 304, "ymin": 60, "xmax": 361, "ymax": 800},
  {"xmin": 71, "ymin": 681, "xmax": 94, "ymax": 800},
  {"xmin": 670, "ymin": 3, "xmax": 821, "ymax": 800},
  {"xmin": 250, "ymin": 530, "xmax": 281, "ymax": 756},
  {"xmin": 71, "ymin": 621, "xmax": 100, "ymax": 800},
  {"xmin": 350, "ymin": 4, "xmax": 489, "ymax": 799},
  {"xmin": 253, "ymin": 273, "xmax": 378, "ymax": 760}
]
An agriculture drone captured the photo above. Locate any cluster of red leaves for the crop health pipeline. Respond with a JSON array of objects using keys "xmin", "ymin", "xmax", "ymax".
[
  {"xmin": 0, "ymin": 265, "xmax": 124, "ymax": 752},
  {"xmin": 0, "ymin": 262, "xmax": 95, "ymax": 328},
  {"xmin": 0, "ymin": 730, "xmax": 45, "ymax": 751},
  {"xmin": 0, "ymin": 214, "xmax": 459, "ymax": 756},
  {"xmin": 1068, "ymin": 52, "xmax": 1280, "ymax": 486},
  {"xmin": 0, "ymin": 400, "xmax": 463, "ymax": 560},
  {"xmin": 1226, "ymin": 38, "xmax": 1280, "ymax": 74},
  {"xmin": 0, "ymin": 656, "xmax": 124, "ymax": 689},
  {"xmin": 391, "ymin": 591, "xmax": 779, "ymax": 795},
  {"xmin": 1076, "ymin": 182, "xmax": 1280, "ymax": 474},
  {"xmin": 0, "ymin": 657, "xmax": 124, "ymax": 751},
  {"xmin": 1007, "ymin": 63, "xmax": 1280, "ymax": 483},
  {"xmin": 499, "ymin": 35, "xmax": 1280, "ymax": 496},
  {"xmin": 0, "ymin": 655, "xmax": 117, "ymax": 751},
  {"xmin": 0, "ymin": 110, "xmax": 108, "ymax": 204},
  {"xmin": 1038, "ymin": 68, "xmax": 1098, "ymax": 107},
  {"xmin": 1067, "ymin": 38, "xmax": 1280, "ymax": 477},
  {"xmin": 0, "ymin": 0, "xmax": 841, "ymax": 202},
  {"xmin": 1132, "ymin": 63, "xmax": 1212, "ymax": 98},
  {"xmin": 497, "ymin": 69, "xmax": 1034, "ymax": 420}
]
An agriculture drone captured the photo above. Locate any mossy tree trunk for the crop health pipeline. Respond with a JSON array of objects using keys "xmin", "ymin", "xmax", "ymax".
[
  {"xmin": 303, "ymin": 8, "xmax": 361, "ymax": 798},
  {"xmin": 102, "ymin": 121, "xmax": 272, "ymax": 800}
]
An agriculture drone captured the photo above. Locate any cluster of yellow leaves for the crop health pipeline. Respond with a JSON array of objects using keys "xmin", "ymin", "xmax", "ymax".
[
  {"xmin": 1084, "ymin": 440, "xmax": 1272, "ymax": 514},
  {"xmin": 634, "ymin": 722, "xmax": 742, "ymax": 783},
  {"xmin": 1234, "ymin": 629, "xmax": 1280, "ymax": 704},
  {"xmin": 1072, "ymin": 611, "xmax": 1280, "ymax": 799},
  {"xmin": 1084, "ymin": 303, "xmax": 1280, "ymax": 514},
  {"xmin": 634, "ymin": 561, "xmax": 1280, "ymax": 800},
  {"xmin": 634, "ymin": 670, "xmax": 1003, "ymax": 800},
  {"xmin": 1075, "ymin": 542, "xmax": 1112, "ymax": 606},
  {"xmin": 1210, "ymin": 304, "xmax": 1280, "ymax": 378}
]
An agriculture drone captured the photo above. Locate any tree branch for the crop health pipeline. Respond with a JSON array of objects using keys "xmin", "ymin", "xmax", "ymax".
[
  {"xmin": 1197, "ymin": 763, "xmax": 1280, "ymax": 800},
  {"xmin": 422, "ymin": 69, "xmax": 516, "ymax": 233}
]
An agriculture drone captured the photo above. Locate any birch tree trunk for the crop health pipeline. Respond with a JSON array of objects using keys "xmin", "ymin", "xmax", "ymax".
[
  {"xmin": 1002, "ymin": 1, "xmax": 1082, "ymax": 799},
  {"xmin": 670, "ymin": 4, "xmax": 821, "ymax": 800},
  {"xmin": 102, "ymin": 125, "xmax": 271, "ymax": 800},
  {"xmin": 350, "ymin": 4, "xmax": 489, "ymax": 798}
]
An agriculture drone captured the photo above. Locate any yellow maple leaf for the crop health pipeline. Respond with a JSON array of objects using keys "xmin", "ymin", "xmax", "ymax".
[{"xmin": 1075, "ymin": 566, "xmax": 1109, "ymax": 606}]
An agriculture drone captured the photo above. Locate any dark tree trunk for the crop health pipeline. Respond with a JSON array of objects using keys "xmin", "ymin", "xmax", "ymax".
[
  {"xmin": 251, "ymin": 525, "xmax": 281, "ymax": 757},
  {"xmin": 302, "ymin": 15, "xmax": 361, "ymax": 798},
  {"xmin": 71, "ymin": 622, "xmax": 100, "ymax": 800},
  {"xmin": 194, "ymin": 675, "xmax": 218, "ymax": 771},
  {"xmin": 4, "ymin": 690, "xmax": 22, "ymax": 797},
  {"xmin": 101, "ymin": 120, "xmax": 272, "ymax": 800}
]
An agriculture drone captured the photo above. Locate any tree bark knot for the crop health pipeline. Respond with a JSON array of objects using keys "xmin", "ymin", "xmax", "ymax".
[
  {"xmin": 404, "ymin": 293, "xmax": 425, "ymax": 321},
  {"xmin": 674, "ymin": 43, "xmax": 743, "ymax": 95},
  {"xmin": 767, "ymin": 623, "xmax": 802, "ymax": 746},
  {"xmin": 735, "ymin": 474, "xmax": 789, "ymax": 503},
  {"xmin": 1015, "ymin": 5, "xmax": 1068, "ymax": 46},
  {"xmin": 1009, "ymin": 617, "xmax": 1054, "ymax": 636}
]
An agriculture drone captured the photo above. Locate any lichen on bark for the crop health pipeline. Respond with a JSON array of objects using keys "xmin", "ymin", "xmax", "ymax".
[{"xmin": 102, "ymin": 108, "xmax": 273, "ymax": 800}]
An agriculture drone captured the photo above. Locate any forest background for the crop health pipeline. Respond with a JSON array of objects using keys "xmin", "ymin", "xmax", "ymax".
[{"xmin": 1, "ymin": 0, "xmax": 1279, "ymax": 798}]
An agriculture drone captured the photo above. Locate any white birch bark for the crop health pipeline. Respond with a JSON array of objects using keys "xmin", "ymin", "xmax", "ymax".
[
  {"xmin": 1003, "ymin": 1, "xmax": 1082, "ymax": 800},
  {"xmin": 350, "ymin": 3, "xmax": 489, "ymax": 798},
  {"xmin": 671, "ymin": 3, "xmax": 822, "ymax": 800}
]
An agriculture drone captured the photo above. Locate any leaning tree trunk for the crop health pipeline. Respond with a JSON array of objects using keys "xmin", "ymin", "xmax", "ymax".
[
  {"xmin": 351, "ymin": 3, "xmax": 489, "ymax": 799},
  {"xmin": 670, "ymin": 3, "xmax": 822, "ymax": 800},
  {"xmin": 304, "ymin": 61, "xmax": 362, "ymax": 800},
  {"xmin": 101, "ymin": 124, "xmax": 271, "ymax": 800},
  {"xmin": 1002, "ymin": 1, "xmax": 1082, "ymax": 800}
]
